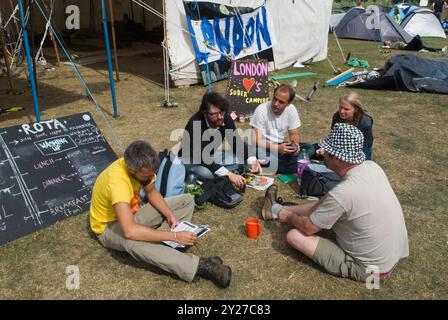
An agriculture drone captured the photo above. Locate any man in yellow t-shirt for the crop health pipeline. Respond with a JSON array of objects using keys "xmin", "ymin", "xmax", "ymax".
[{"xmin": 90, "ymin": 140, "xmax": 232, "ymax": 288}]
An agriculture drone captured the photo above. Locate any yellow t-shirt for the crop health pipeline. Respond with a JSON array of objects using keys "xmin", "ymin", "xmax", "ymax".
[{"xmin": 89, "ymin": 158, "xmax": 156, "ymax": 235}]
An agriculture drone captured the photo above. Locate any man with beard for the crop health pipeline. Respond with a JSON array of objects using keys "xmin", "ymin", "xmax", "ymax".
[
  {"xmin": 89, "ymin": 140, "xmax": 232, "ymax": 288},
  {"xmin": 179, "ymin": 91, "xmax": 259, "ymax": 191}
]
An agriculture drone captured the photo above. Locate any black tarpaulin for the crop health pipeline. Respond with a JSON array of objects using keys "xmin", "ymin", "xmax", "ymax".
[{"xmin": 350, "ymin": 54, "xmax": 448, "ymax": 94}]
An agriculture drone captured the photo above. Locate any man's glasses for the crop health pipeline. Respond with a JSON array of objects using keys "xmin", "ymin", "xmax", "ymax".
[{"xmin": 207, "ymin": 110, "xmax": 225, "ymax": 118}]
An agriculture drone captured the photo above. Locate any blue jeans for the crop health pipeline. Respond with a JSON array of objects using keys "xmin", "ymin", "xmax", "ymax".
[{"xmin": 184, "ymin": 149, "xmax": 241, "ymax": 181}]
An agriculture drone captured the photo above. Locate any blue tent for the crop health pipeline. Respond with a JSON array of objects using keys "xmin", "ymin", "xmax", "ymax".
[
  {"xmin": 389, "ymin": 5, "xmax": 418, "ymax": 22},
  {"xmin": 389, "ymin": 7, "xmax": 406, "ymax": 21},
  {"xmin": 335, "ymin": 7, "xmax": 414, "ymax": 43},
  {"xmin": 443, "ymin": 21, "xmax": 448, "ymax": 30}
]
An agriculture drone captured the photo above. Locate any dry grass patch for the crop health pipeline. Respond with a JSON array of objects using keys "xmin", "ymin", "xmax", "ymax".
[{"xmin": 0, "ymin": 32, "xmax": 447, "ymax": 299}]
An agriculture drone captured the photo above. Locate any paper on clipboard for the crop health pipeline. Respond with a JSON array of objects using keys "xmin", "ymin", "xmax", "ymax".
[{"xmin": 163, "ymin": 221, "xmax": 210, "ymax": 249}]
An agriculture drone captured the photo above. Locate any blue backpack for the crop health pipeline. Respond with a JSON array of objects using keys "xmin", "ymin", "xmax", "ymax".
[{"xmin": 140, "ymin": 149, "xmax": 186, "ymax": 200}]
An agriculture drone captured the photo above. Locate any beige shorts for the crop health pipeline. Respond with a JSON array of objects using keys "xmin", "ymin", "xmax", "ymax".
[{"xmin": 313, "ymin": 237, "xmax": 369, "ymax": 283}]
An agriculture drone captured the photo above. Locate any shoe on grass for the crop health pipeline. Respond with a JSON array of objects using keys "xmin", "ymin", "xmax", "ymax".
[
  {"xmin": 196, "ymin": 257, "xmax": 232, "ymax": 288},
  {"xmin": 262, "ymin": 184, "xmax": 278, "ymax": 220}
]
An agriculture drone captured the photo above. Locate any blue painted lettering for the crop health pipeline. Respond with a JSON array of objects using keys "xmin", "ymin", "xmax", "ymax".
[
  {"xmin": 188, "ymin": 6, "xmax": 272, "ymax": 63},
  {"xmin": 200, "ymin": 17, "xmax": 215, "ymax": 48},
  {"xmin": 232, "ymin": 16, "xmax": 244, "ymax": 57},
  {"xmin": 245, "ymin": 17, "xmax": 255, "ymax": 47},
  {"xmin": 256, "ymin": 7, "xmax": 272, "ymax": 51},
  {"xmin": 214, "ymin": 16, "xmax": 231, "ymax": 56}
]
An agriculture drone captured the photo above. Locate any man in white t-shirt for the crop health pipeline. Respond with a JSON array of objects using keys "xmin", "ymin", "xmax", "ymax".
[
  {"xmin": 261, "ymin": 123, "xmax": 409, "ymax": 282},
  {"xmin": 442, "ymin": 0, "xmax": 448, "ymax": 21},
  {"xmin": 250, "ymin": 84, "xmax": 302, "ymax": 173}
]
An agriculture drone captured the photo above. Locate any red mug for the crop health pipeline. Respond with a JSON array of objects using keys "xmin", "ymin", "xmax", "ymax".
[{"xmin": 245, "ymin": 218, "xmax": 262, "ymax": 239}]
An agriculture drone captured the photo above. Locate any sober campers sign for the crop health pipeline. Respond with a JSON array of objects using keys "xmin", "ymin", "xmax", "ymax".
[{"xmin": 225, "ymin": 59, "xmax": 269, "ymax": 115}]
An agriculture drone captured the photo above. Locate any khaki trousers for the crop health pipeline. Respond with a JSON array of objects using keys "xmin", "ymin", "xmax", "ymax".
[
  {"xmin": 313, "ymin": 237, "xmax": 368, "ymax": 283},
  {"xmin": 98, "ymin": 194, "xmax": 199, "ymax": 282}
]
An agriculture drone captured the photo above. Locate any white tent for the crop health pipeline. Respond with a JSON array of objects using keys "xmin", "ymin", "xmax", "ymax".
[
  {"xmin": 1, "ymin": 0, "xmax": 332, "ymax": 86},
  {"xmin": 1, "ymin": 0, "xmax": 164, "ymax": 33},
  {"xmin": 329, "ymin": 12, "xmax": 345, "ymax": 32},
  {"xmin": 401, "ymin": 8, "xmax": 446, "ymax": 38},
  {"xmin": 166, "ymin": 0, "xmax": 332, "ymax": 85}
]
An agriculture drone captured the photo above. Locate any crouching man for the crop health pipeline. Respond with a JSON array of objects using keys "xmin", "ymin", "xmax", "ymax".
[{"xmin": 90, "ymin": 140, "xmax": 232, "ymax": 288}]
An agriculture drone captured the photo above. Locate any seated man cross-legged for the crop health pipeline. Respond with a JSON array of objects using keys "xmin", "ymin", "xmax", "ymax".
[
  {"xmin": 250, "ymin": 84, "xmax": 303, "ymax": 174},
  {"xmin": 179, "ymin": 91, "xmax": 258, "ymax": 190},
  {"xmin": 262, "ymin": 124, "xmax": 409, "ymax": 282},
  {"xmin": 90, "ymin": 140, "xmax": 232, "ymax": 288}
]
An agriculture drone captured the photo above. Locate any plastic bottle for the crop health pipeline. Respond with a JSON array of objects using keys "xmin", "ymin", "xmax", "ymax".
[
  {"xmin": 290, "ymin": 79, "xmax": 297, "ymax": 89},
  {"xmin": 185, "ymin": 173, "xmax": 197, "ymax": 189},
  {"xmin": 297, "ymin": 148, "xmax": 310, "ymax": 182}
]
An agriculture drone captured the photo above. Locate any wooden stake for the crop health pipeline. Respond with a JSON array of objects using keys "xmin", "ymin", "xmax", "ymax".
[
  {"xmin": 108, "ymin": 0, "xmax": 120, "ymax": 81},
  {"xmin": 49, "ymin": 29, "xmax": 60, "ymax": 66}
]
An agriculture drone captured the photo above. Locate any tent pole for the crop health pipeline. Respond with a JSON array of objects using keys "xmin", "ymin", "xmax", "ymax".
[
  {"xmin": 107, "ymin": 0, "xmax": 120, "ymax": 81},
  {"xmin": 91, "ymin": 0, "xmax": 96, "ymax": 33},
  {"xmin": 18, "ymin": 0, "xmax": 40, "ymax": 122},
  {"xmin": 50, "ymin": 29, "xmax": 60, "ymax": 66},
  {"xmin": 101, "ymin": 0, "xmax": 119, "ymax": 118},
  {"xmin": 89, "ymin": 0, "xmax": 93, "ymax": 32},
  {"xmin": 142, "ymin": 0, "xmax": 146, "ymax": 27},
  {"xmin": 29, "ymin": 0, "xmax": 39, "ymax": 92},
  {"xmin": 129, "ymin": 0, "xmax": 134, "ymax": 20},
  {"xmin": 0, "ymin": 11, "xmax": 16, "ymax": 93},
  {"xmin": 8, "ymin": 0, "xmax": 21, "ymax": 36},
  {"xmin": 162, "ymin": 0, "xmax": 169, "ymax": 103}
]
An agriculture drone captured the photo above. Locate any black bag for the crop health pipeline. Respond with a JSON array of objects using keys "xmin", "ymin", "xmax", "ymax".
[
  {"xmin": 300, "ymin": 165, "xmax": 341, "ymax": 198},
  {"xmin": 195, "ymin": 176, "xmax": 243, "ymax": 209}
]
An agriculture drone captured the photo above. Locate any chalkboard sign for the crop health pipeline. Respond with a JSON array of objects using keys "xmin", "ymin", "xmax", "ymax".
[
  {"xmin": 0, "ymin": 112, "xmax": 117, "ymax": 245},
  {"xmin": 225, "ymin": 59, "xmax": 270, "ymax": 115}
]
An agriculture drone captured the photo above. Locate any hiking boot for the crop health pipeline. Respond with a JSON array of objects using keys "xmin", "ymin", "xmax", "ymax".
[
  {"xmin": 261, "ymin": 184, "xmax": 278, "ymax": 220},
  {"xmin": 201, "ymin": 256, "xmax": 223, "ymax": 265},
  {"xmin": 196, "ymin": 257, "xmax": 232, "ymax": 288}
]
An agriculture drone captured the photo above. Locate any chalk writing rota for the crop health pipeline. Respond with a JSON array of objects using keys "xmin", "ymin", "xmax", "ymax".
[{"xmin": 0, "ymin": 112, "xmax": 117, "ymax": 245}]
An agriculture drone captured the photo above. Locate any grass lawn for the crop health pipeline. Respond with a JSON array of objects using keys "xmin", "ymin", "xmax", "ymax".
[{"xmin": 0, "ymin": 18, "xmax": 447, "ymax": 299}]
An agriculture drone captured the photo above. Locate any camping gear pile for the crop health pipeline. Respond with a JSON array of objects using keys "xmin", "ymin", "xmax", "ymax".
[
  {"xmin": 350, "ymin": 54, "xmax": 448, "ymax": 94},
  {"xmin": 327, "ymin": 3, "xmax": 447, "ymax": 93},
  {"xmin": 324, "ymin": 53, "xmax": 448, "ymax": 94}
]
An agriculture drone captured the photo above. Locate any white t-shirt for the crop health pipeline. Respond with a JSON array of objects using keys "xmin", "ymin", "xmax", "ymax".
[
  {"xmin": 310, "ymin": 161, "xmax": 409, "ymax": 273},
  {"xmin": 250, "ymin": 101, "xmax": 301, "ymax": 144}
]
